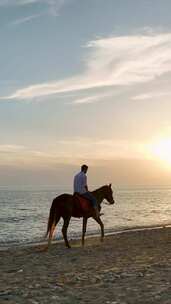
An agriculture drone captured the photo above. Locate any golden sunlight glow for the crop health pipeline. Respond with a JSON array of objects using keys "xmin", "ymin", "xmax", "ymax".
[{"xmin": 149, "ymin": 138, "xmax": 171, "ymax": 168}]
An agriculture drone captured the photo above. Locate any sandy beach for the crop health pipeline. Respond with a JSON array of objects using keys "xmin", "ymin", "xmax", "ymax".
[{"xmin": 0, "ymin": 227, "xmax": 171, "ymax": 304}]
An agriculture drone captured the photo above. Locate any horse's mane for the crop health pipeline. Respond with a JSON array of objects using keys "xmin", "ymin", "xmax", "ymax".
[{"xmin": 91, "ymin": 185, "xmax": 108, "ymax": 193}]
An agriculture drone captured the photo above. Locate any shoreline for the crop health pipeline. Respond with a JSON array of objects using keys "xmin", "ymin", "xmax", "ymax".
[{"xmin": 1, "ymin": 223, "xmax": 171, "ymax": 251}]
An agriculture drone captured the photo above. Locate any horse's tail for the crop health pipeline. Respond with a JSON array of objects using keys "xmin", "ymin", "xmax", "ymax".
[{"xmin": 45, "ymin": 199, "xmax": 57, "ymax": 238}]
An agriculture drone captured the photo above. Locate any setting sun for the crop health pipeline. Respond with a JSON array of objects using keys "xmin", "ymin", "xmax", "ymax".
[{"xmin": 150, "ymin": 138, "xmax": 171, "ymax": 167}]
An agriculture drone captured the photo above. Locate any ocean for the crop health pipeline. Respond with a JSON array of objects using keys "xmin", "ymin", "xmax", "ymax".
[{"xmin": 0, "ymin": 185, "xmax": 171, "ymax": 248}]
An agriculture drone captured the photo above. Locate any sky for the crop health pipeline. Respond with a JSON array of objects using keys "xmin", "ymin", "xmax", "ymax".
[{"xmin": 0, "ymin": 0, "xmax": 171, "ymax": 187}]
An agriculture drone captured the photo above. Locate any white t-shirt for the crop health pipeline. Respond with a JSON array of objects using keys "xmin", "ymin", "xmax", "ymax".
[{"xmin": 73, "ymin": 171, "xmax": 87, "ymax": 194}]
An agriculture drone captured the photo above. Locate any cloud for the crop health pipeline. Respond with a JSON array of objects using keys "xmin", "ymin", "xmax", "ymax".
[
  {"xmin": 0, "ymin": 0, "xmax": 69, "ymax": 12},
  {"xmin": 0, "ymin": 144, "xmax": 26, "ymax": 153},
  {"xmin": 2, "ymin": 32, "xmax": 171, "ymax": 100},
  {"xmin": 47, "ymin": 0, "xmax": 68, "ymax": 16},
  {"xmin": 0, "ymin": 0, "xmax": 69, "ymax": 18},
  {"xmin": 73, "ymin": 95, "xmax": 100, "ymax": 105},
  {"xmin": 53, "ymin": 138, "xmax": 148, "ymax": 160},
  {"xmin": 0, "ymin": 0, "xmax": 69, "ymax": 30},
  {"xmin": 72, "ymin": 91, "xmax": 114, "ymax": 105},
  {"xmin": 9, "ymin": 13, "xmax": 42, "ymax": 26},
  {"xmin": 0, "ymin": 138, "xmax": 149, "ymax": 166},
  {"xmin": 133, "ymin": 91, "xmax": 171, "ymax": 100},
  {"xmin": 0, "ymin": 0, "xmax": 41, "ymax": 6}
]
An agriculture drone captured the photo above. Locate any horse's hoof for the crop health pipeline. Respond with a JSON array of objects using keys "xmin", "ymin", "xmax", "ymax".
[
  {"xmin": 66, "ymin": 244, "xmax": 71, "ymax": 249},
  {"xmin": 100, "ymin": 237, "xmax": 104, "ymax": 243}
]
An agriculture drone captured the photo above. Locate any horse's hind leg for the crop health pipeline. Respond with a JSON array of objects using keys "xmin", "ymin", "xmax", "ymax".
[
  {"xmin": 62, "ymin": 216, "xmax": 71, "ymax": 248},
  {"xmin": 47, "ymin": 215, "xmax": 60, "ymax": 249}
]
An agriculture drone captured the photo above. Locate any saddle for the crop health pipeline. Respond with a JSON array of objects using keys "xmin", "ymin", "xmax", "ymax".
[{"xmin": 73, "ymin": 193, "xmax": 91, "ymax": 213}]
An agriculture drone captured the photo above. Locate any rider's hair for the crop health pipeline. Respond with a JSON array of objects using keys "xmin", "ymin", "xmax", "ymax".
[{"xmin": 81, "ymin": 164, "xmax": 88, "ymax": 171}]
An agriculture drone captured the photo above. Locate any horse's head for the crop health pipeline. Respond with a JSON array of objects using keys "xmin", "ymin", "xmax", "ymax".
[{"xmin": 103, "ymin": 184, "xmax": 115, "ymax": 204}]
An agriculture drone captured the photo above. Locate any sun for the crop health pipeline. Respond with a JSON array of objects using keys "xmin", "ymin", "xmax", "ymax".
[{"xmin": 149, "ymin": 138, "xmax": 171, "ymax": 167}]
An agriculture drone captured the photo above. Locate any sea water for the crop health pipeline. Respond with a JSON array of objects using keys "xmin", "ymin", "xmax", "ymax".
[{"xmin": 0, "ymin": 185, "xmax": 171, "ymax": 247}]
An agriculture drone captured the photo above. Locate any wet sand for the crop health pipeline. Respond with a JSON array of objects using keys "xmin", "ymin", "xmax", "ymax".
[{"xmin": 0, "ymin": 227, "xmax": 171, "ymax": 304}]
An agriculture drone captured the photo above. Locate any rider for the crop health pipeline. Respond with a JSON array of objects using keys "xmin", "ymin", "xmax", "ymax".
[{"xmin": 73, "ymin": 164, "xmax": 100, "ymax": 218}]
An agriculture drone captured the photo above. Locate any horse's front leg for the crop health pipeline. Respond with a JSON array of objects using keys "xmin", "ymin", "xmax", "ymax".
[
  {"xmin": 62, "ymin": 216, "xmax": 71, "ymax": 248},
  {"xmin": 93, "ymin": 216, "xmax": 104, "ymax": 242},
  {"xmin": 82, "ymin": 217, "xmax": 87, "ymax": 247}
]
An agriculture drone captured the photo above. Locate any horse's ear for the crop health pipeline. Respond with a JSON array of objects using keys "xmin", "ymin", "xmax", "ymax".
[{"xmin": 109, "ymin": 183, "xmax": 112, "ymax": 188}]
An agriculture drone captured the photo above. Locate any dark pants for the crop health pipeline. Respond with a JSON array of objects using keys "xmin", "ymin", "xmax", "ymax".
[{"xmin": 81, "ymin": 192, "xmax": 97, "ymax": 208}]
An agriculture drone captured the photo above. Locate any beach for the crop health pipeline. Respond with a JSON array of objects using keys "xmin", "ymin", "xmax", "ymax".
[{"xmin": 0, "ymin": 227, "xmax": 171, "ymax": 304}]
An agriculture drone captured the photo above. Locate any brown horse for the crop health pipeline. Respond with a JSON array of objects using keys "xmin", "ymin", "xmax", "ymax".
[{"xmin": 45, "ymin": 184, "xmax": 115, "ymax": 249}]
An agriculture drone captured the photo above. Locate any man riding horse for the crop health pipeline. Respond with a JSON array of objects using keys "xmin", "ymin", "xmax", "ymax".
[
  {"xmin": 45, "ymin": 166, "xmax": 115, "ymax": 249},
  {"xmin": 73, "ymin": 164, "xmax": 100, "ymax": 218}
]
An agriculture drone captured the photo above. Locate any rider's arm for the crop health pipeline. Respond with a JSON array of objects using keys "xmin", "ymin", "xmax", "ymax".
[{"xmin": 84, "ymin": 175, "xmax": 88, "ymax": 192}]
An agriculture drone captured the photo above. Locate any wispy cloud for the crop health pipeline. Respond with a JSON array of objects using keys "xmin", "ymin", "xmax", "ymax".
[
  {"xmin": 0, "ymin": 0, "xmax": 41, "ymax": 6},
  {"xmin": 73, "ymin": 95, "xmax": 100, "ymax": 105},
  {"xmin": 1, "ymin": 0, "xmax": 69, "ymax": 18},
  {"xmin": 47, "ymin": 0, "xmax": 68, "ymax": 16},
  {"xmin": 9, "ymin": 13, "xmax": 42, "ymax": 26},
  {"xmin": 53, "ymin": 138, "xmax": 148, "ymax": 160},
  {"xmin": 2, "ymin": 32, "xmax": 171, "ymax": 100},
  {"xmin": 0, "ymin": 144, "xmax": 26, "ymax": 153},
  {"xmin": 73, "ymin": 92, "xmax": 114, "ymax": 105},
  {"xmin": 133, "ymin": 91, "xmax": 171, "ymax": 100},
  {"xmin": 0, "ymin": 139, "xmax": 146, "ymax": 160},
  {"xmin": 0, "ymin": 0, "xmax": 69, "ymax": 13},
  {"xmin": 0, "ymin": 0, "xmax": 69, "ymax": 30},
  {"xmin": 0, "ymin": 138, "xmax": 155, "ymax": 170}
]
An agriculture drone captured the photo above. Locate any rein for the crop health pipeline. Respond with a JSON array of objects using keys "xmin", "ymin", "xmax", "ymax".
[{"xmin": 91, "ymin": 186, "xmax": 108, "ymax": 206}]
